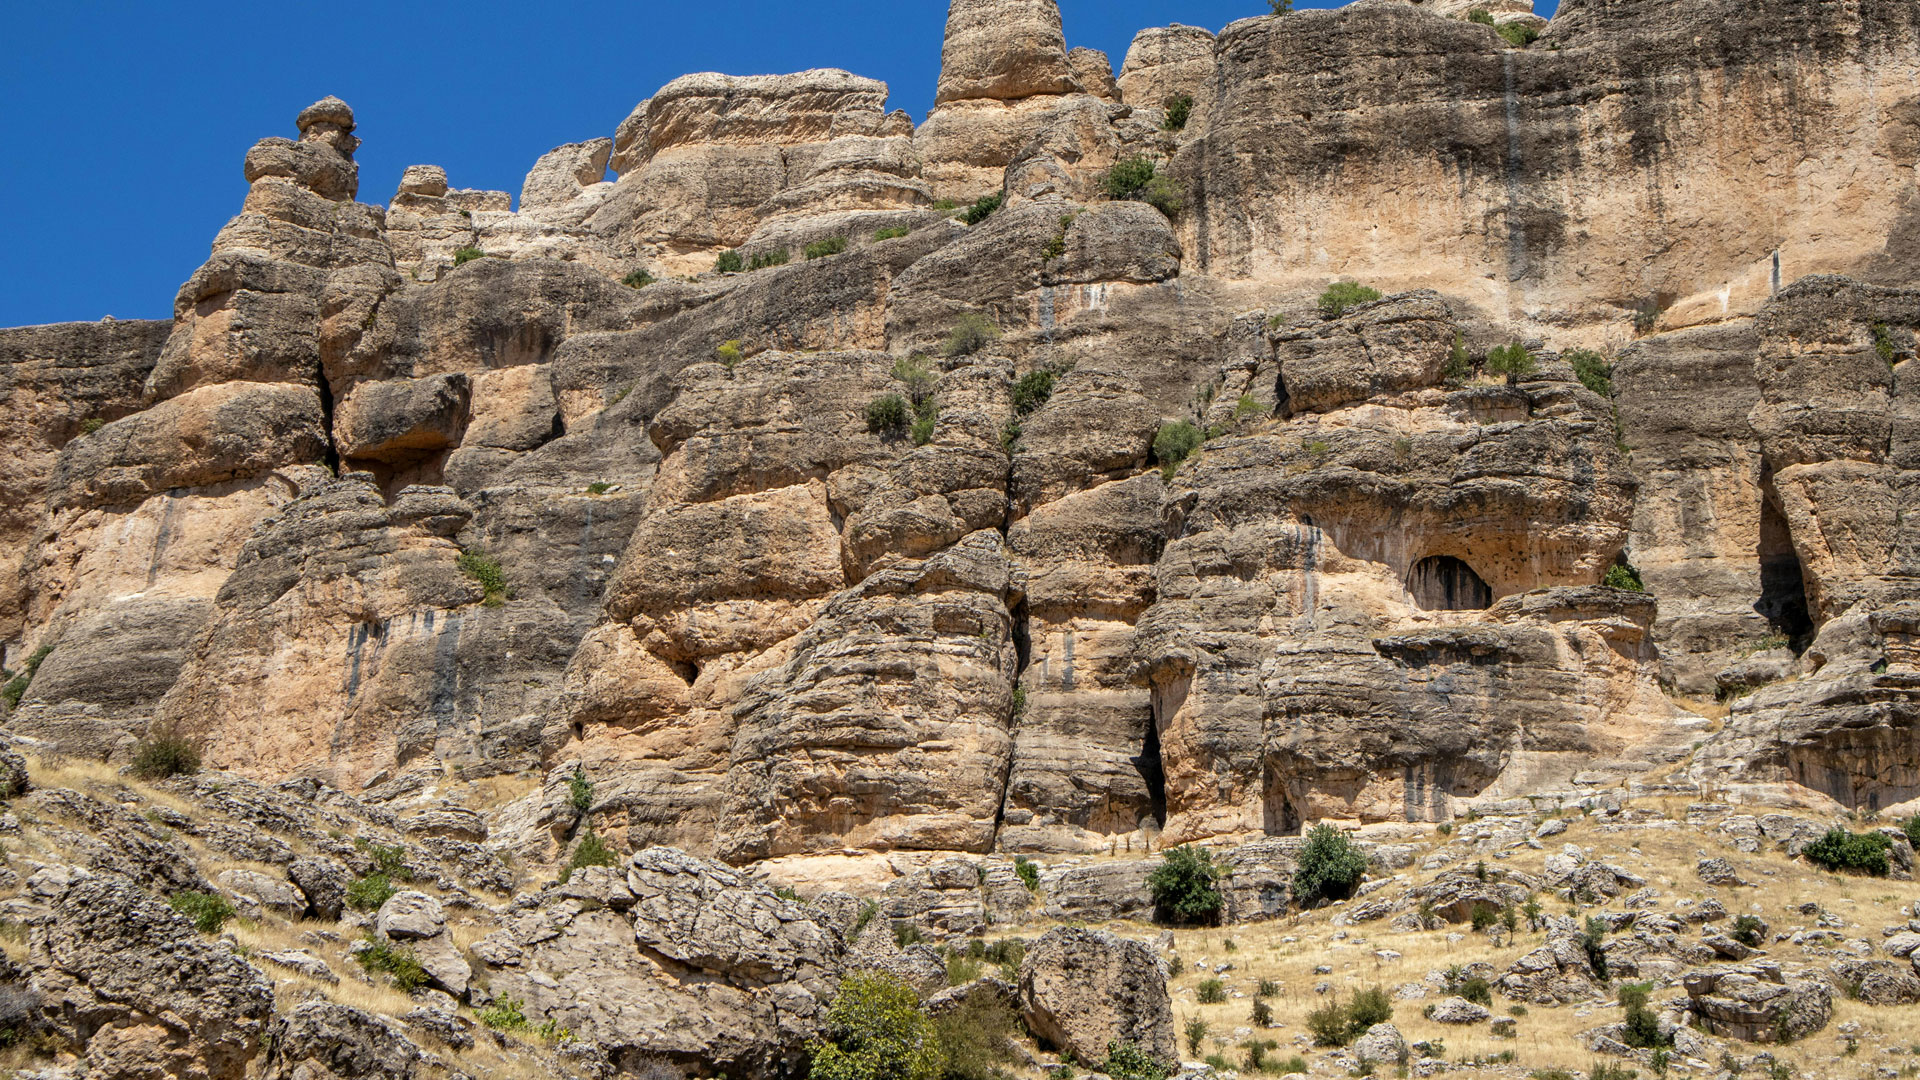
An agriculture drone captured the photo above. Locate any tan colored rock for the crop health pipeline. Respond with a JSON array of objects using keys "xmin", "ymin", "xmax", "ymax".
[
  {"xmin": 1019, "ymin": 926, "xmax": 1175, "ymax": 1065},
  {"xmin": 936, "ymin": 0, "xmax": 1082, "ymax": 105},
  {"xmin": 519, "ymin": 138, "xmax": 613, "ymax": 212},
  {"xmin": 1117, "ymin": 25, "xmax": 1215, "ymax": 111}
]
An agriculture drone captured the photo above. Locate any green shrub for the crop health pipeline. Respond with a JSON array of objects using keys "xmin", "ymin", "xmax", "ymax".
[
  {"xmin": 1163, "ymin": 94, "xmax": 1194, "ymax": 131},
  {"xmin": 1269, "ymin": 0, "xmax": 1293, "ymax": 12},
  {"xmin": 961, "ymin": 194, "xmax": 1004, "ymax": 226},
  {"xmin": 875, "ymin": 226, "xmax": 911, "ymax": 241},
  {"xmin": 1104, "ymin": 157, "xmax": 1159, "ymax": 201},
  {"xmin": 346, "ymin": 873, "xmax": 398, "ymax": 912},
  {"xmin": 1141, "ymin": 176, "xmax": 1184, "ymax": 218},
  {"xmin": 1590, "ymin": 1063, "xmax": 1640, "ymax": 1080},
  {"xmin": 1294, "ymin": 823, "xmax": 1367, "ymax": 907},
  {"xmin": 560, "ymin": 830, "xmax": 620, "ymax": 885},
  {"xmin": 1250, "ymin": 999, "xmax": 1274, "ymax": 1027},
  {"xmin": 622, "ymin": 268, "xmax": 655, "ymax": 289},
  {"xmin": 1497, "ymin": 22, "xmax": 1540, "ymax": 47},
  {"xmin": 1349, "ymin": 986, "xmax": 1393, "ymax": 1031},
  {"xmin": 130, "ymin": 732, "xmax": 201, "ymax": 780},
  {"xmin": 1319, "ymin": 282, "xmax": 1382, "ymax": 319},
  {"xmin": 1582, "ymin": 916, "xmax": 1610, "ymax": 982},
  {"xmin": 80, "ymin": 417, "xmax": 105, "ymax": 435},
  {"xmin": 1471, "ymin": 902, "xmax": 1497, "ymax": 931},
  {"xmin": 1566, "ymin": 349, "xmax": 1614, "ymax": 396},
  {"xmin": 1468, "ymin": 8, "xmax": 1496, "ymax": 23},
  {"xmin": 1014, "ymin": 856, "xmax": 1040, "ymax": 893},
  {"xmin": 934, "ymin": 983, "xmax": 1020, "ymax": 1080},
  {"xmin": 1619, "ymin": 983, "xmax": 1669, "ymax": 1049},
  {"xmin": 1804, "ymin": 827, "xmax": 1892, "ymax": 876},
  {"xmin": 1443, "ymin": 967, "xmax": 1493, "ymax": 1006},
  {"xmin": 1444, "ymin": 332, "xmax": 1474, "ymax": 382},
  {"xmin": 892, "ymin": 355, "xmax": 937, "ymax": 404},
  {"xmin": 358, "ymin": 935, "xmax": 428, "ymax": 991},
  {"xmin": 1233, "ymin": 393, "xmax": 1263, "ymax": 421},
  {"xmin": 867, "ymin": 394, "xmax": 911, "ymax": 437},
  {"xmin": 451, "ymin": 247, "xmax": 486, "ymax": 267},
  {"xmin": 748, "ymin": 248, "xmax": 791, "ymax": 270},
  {"xmin": 1153, "ymin": 421, "xmax": 1204, "ymax": 473},
  {"xmin": 1197, "ymin": 978, "xmax": 1227, "ymax": 1004},
  {"xmin": 478, "ymin": 996, "xmax": 530, "ymax": 1032},
  {"xmin": 809, "ymin": 971, "xmax": 945, "ymax": 1080},
  {"xmin": 1603, "ymin": 563, "xmax": 1645, "ymax": 592},
  {"xmin": 1256, "ymin": 979, "xmax": 1279, "ymax": 998},
  {"xmin": 1146, "ymin": 844, "xmax": 1223, "ymax": 924},
  {"xmin": 1485, "ymin": 344, "xmax": 1538, "ymax": 381},
  {"xmin": 1306, "ymin": 988, "xmax": 1394, "ymax": 1048},
  {"xmin": 365, "ymin": 842, "xmax": 410, "ymax": 879},
  {"xmin": 715, "ymin": 250, "xmax": 744, "ymax": 274},
  {"xmin": 586, "ymin": 481, "xmax": 613, "ymax": 496},
  {"xmin": 1101, "ymin": 1041, "xmax": 1170, "ymax": 1080},
  {"xmin": 568, "ymin": 766, "xmax": 594, "ymax": 813},
  {"xmin": 169, "ymin": 890, "xmax": 236, "ymax": 934},
  {"xmin": 942, "ymin": 313, "xmax": 1000, "ymax": 358},
  {"xmin": 0, "ymin": 645, "xmax": 51, "ymax": 710},
  {"xmin": 806, "ymin": 237, "xmax": 849, "ymax": 260},
  {"xmin": 1731, "ymin": 914, "xmax": 1765, "ymax": 947},
  {"xmin": 911, "ymin": 408, "xmax": 938, "ymax": 447},
  {"xmin": 945, "ymin": 949, "xmax": 983, "ymax": 987},
  {"xmin": 1012, "ymin": 370, "xmax": 1057, "ymax": 416},
  {"xmin": 458, "ymin": 548, "xmax": 508, "ymax": 607},
  {"xmin": 894, "ymin": 922, "xmax": 926, "ymax": 949},
  {"xmin": 1874, "ymin": 322, "xmax": 1898, "ymax": 365},
  {"xmin": 1185, "ymin": 1017, "xmax": 1209, "ymax": 1056},
  {"xmin": 1242, "ymin": 1038, "xmax": 1279, "ymax": 1072},
  {"xmin": 1277, "ymin": 1057, "xmax": 1308, "ymax": 1077},
  {"xmin": 716, "ymin": 339, "xmax": 745, "ymax": 369}
]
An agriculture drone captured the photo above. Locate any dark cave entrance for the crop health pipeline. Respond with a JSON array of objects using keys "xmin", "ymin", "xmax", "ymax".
[
  {"xmin": 1133, "ymin": 715, "xmax": 1168, "ymax": 829},
  {"xmin": 1407, "ymin": 555, "xmax": 1494, "ymax": 611},
  {"xmin": 1756, "ymin": 488, "xmax": 1814, "ymax": 645}
]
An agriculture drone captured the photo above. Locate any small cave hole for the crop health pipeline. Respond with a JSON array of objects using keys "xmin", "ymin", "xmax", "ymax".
[
  {"xmin": 1134, "ymin": 714, "xmax": 1168, "ymax": 829},
  {"xmin": 1407, "ymin": 555, "xmax": 1493, "ymax": 611},
  {"xmin": 1756, "ymin": 491, "xmax": 1814, "ymax": 647},
  {"xmin": 667, "ymin": 659, "xmax": 699, "ymax": 686}
]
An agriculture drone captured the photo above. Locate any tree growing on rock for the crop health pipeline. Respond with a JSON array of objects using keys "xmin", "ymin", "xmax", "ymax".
[
  {"xmin": 810, "ymin": 971, "xmax": 945, "ymax": 1080},
  {"xmin": 1292, "ymin": 823, "xmax": 1366, "ymax": 907},
  {"xmin": 1147, "ymin": 844, "xmax": 1223, "ymax": 924}
]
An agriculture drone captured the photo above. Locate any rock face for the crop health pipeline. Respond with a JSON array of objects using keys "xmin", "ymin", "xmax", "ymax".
[
  {"xmin": 1683, "ymin": 963, "xmax": 1833, "ymax": 1043},
  {"xmin": 1018, "ymin": 926, "xmax": 1175, "ymax": 1065}
]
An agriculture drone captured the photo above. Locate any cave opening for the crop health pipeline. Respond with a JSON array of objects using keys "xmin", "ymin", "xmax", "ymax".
[
  {"xmin": 1407, "ymin": 555, "xmax": 1493, "ymax": 611},
  {"xmin": 1756, "ymin": 490, "xmax": 1814, "ymax": 647},
  {"xmin": 1134, "ymin": 713, "xmax": 1168, "ymax": 829}
]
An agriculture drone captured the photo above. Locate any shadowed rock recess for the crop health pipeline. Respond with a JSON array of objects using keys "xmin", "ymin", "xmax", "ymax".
[{"xmin": 2, "ymin": 0, "xmax": 1920, "ymax": 1076}]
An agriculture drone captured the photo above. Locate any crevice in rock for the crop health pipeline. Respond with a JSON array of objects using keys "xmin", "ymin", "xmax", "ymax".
[
  {"xmin": 1135, "ymin": 713, "xmax": 1168, "ymax": 831},
  {"xmin": 1261, "ymin": 761, "xmax": 1300, "ymax": 837},
  {"xmin": 1756, "ymin": 468, "xmax": 1814, "ymax": 648},
  {"xmin": 1010, "ymin": 599, "xmax": 1031, "ymax": 676},
  {"xmin": 316, "ymin": 372, "xmax": 341, "ymax": 476}
]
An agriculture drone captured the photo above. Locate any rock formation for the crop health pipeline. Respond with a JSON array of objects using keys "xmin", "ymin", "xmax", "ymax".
[{"xmin": 2, "ymin": 0, "xmax": 1920, "ymax": 1075}]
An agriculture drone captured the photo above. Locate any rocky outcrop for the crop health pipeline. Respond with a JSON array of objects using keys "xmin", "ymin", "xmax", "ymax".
[
  {"xmin": 1683, "ymin": 963, "xmax": 1833, "ymax": 1043},
  {"xmin": 1018, "ymin": 926, "xmax": 1174, "ymax": 1065}
]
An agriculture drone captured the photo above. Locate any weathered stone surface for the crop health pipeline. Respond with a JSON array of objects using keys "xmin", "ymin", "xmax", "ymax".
[
  {"xmin": 1018, "ymin": 926, "xmax": 1174, "ymax": 1066},
  {"xmin": 936, "ymin": 0, "xmax": 1081, "ymax": 105},
  {"xmin": 265, "ymin": 1002, "xmax": 426, "ymax": 1080},
  {"xmin": 1684, "ymin": 963, "xmax": 1833, "ymax": 1043}
]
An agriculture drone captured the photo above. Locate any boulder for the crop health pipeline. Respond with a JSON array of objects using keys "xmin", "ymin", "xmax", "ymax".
[
  {"xmin": 218, "ymin": 868, "xmax": 307, "ymax": 918},
  {"xmin": 289, "ymin": 857, "xmax": 350, "ymax": 921},
  {"xmin": 375, "ymin": 891, "xmax": 446, "ymax": 940},
  {"xmin": 265, "ymin": 1002, "xmax": 426, "ymax": 1080},
  {"xmin": 1683, "ymin": 963, "xmax": 1833, "ymax": 1043},
  {"xmin": 1831, "ymin": 959, "xmax": 1920, "ymax": 1006},
  {"xmin": 1426, "ymin": 996, "xmax": 1491, "ymax": 1024},
  {"xmin": 1350, "ymin": 1023, "xmax": 1408, "ymax": 1066},
  {"xmin": 936, "ymin": 0, "xmax": 1081, "ymax": 104},
  {"xmin": 1018, "ymin": 926, "xmax": 1174, "ymax": 1066},
  {"xmin": 1696, "ymin": 858, "xmax": 1752, "ymax": 888}
]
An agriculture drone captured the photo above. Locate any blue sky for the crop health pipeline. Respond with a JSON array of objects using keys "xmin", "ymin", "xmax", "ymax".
[{"xmin": 0, "ymin": 0, "xmax": 1555, "ymax": 328}]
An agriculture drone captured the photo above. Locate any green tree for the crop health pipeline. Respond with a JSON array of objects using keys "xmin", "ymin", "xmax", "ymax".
[
  {"xmin": 1293, "ymin": 823, "xmax": 1367, "ymax": 907},
  {"xmin": 810, "ymin": 972, "xmax": 945, "ymax": 1080},
  {"xmin": 1270, "ymin": 0, "xmax": 1293, "ymax": 12},
  {"xmin": 1146, "ymin": 844, "xmax": 1224, "ymax": 924},
  {"xmin": 1803, "ymin": 827, "xmax": 1892, "ymax": 876},
  {"xmin": 1485, "ymin": 344, "xmax": 1537, "ymax": 382}
]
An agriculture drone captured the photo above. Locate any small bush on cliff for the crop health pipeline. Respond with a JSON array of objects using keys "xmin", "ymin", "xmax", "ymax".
[
  {"xmin": 1602, "ymin": 563, "xmax": 1645, "ymax": 593},
  {"xmin": 1153, "ymin": 421, "xmax": 1204, "ymax": 476},
  {"xmin": 130, "ymin": 732, "xmax": 201, "ymax": 781},
  {"xmin": 1163, "ymin": 93, "xmax": 1194, "ymax": 131},
  {"xmin": 1147, "ymin": 844, "xmax": 1223, "ymax": 924},
  {"xmin": 1581, "ymin": 917, "xmax": 1611, "ymax": 982},
  {"xmin": 1566, "ymin": 349, "xmax": 1614, "ymax": 396},
  {"xmin": 358, "ymin": 935, "xmax": 428, "ymax": 991},
  {"xmin": 875, "ymin": 225, "xmax": 911, "ymax": 241},
  {"xmin": 169, "ymin": 890, "xmax": 236, "ymax": 934},
  {"xmin": 715, "ymin": 250, "xmax": 745, "ymax": 274},
  {"xmin": 1012, "ymin": 370, "xmax": 1057, "ymax": 416},
  {"xmin": 622, "ymin": 268, "xmax": 655, "ymax": 289},
  {"xmin": 911, "ymin": 405, "xmax": 938, "ymax": 447},
  {"xmin": 935, "ymin": 983, "xmax": 1020, "ymax": 1080},
  {"xmin": 451, "ymin": 247, "xmax": 487, "ymax": 268},
  {"xmin": 806, "ymin": 237, "xmax": 849, "ymax": 260},
  {"xmin": 1875, "ymin": 322, "xmax": 1899, "ymax": 365},
  {"xmin": 961, "ymin": 193, "xmax": 1004, "ymax": 226},
  {"xmin": 0, "ymin": 646, "xmax": 51, "ymax": 710},
  {"xmin": 1105, "ymin": 157, "xmax": 1158, "ymax": 201},
  {"xmin": 1485, "ymin": 344, "xmax": 1538, "ymax": 382},
  {"xmin": 1804, "ymin": 827, "xmax": 1892, "ymax": 876},
  {"xmin": 1318, "ymin": 282, "xmax": 1381, "ymax": 319},
  {"xmin": 80, "ymin": 417, "xmax": 105, "ymax": 435},
  {"xmin": 1270, "ymin": 0, "xmax": 1293, "ymax": 13},
  {"xmin": 943, "ymin": 313, "xmax": 1000, "ymax": 358},
  {"xmin": 568, "ymin": 766, "xmax": 594, "ymax": 812},
  {"xmin": 1497, "ymin": 22, "xmax": 1541, "ymax": 47},
  {"xmin": 1307, "ymin": 988, "xmax": 1394, "ymax": 1047},
  {"xmin": 810, "ymin": 971, "xmax": 945, "ymax": 1080},
  {"xmin": 346, "ymin": 873, "xmax": 398, "ymax": 912},
  {"xmin": 867, "ymin": 394, "xmax": 911, "ymax": 437},
  {"xmin": 1294, "ymin": 823, "xmax": 1367, "ymax": 906},
  {"xmin": 1014, "ymin": 855, "xmax": 1040, "ymax": 892},
  {"xmin": 478, "ymin": 996, "xmax": 530, "ymax": 1032},
  {"xmin": 1618, "ymin": 983, "xmax": 1670, "ymax": 1049},
  {"xmin": 560, "ymin": 830, "xmax": 619, "ymax": 885},
  {"xmin": 457, "ymin": 548, "xmax": 509, "ymax": 607},
  {"xmin": 1731, "ymin": 914, "xmax": 1766, "ymax": 947}
]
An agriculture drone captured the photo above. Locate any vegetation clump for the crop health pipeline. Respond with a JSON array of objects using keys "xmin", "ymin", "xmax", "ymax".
[
  {"xmin": 1146, "ymin": 844, "xmax": 1223, "ymax": 924},
  {"xmin": 1153, "ymin": 421, "xmax": 1204, "ymax": 477},
  {"xmin": 809, "ymin": 971, "xmax": 946, "ymax": 1080},
  {"xmin": 1582, "ymin": 916, "xmax": 1611, "ymax": 982},
  {"xmin": 569, "ymin": 766, "xmax": 594, "ymax": 813},
  {"xmin": 748, "ymin": 248, "xmax": 791, "ymax": 271},
  {"xmin": 867, "ymin": 394, "xmax": 911, "ymax": 437},
  {"xmin": 1566, "ymin": 349, "xmax": 1614, "ymax": 396},
  {"xmin": 621, "ymin": 268, "xmax": 655, "ymax": 289},
  {"xmin": 457, "ymin": 548, "xmax": 509, "ymax": 607},
  {"xmin": 346, "ymin": 873, "xmax": 398, "ymax": 913},
  {"xmin": 1485, "ymin": 343, "xmax": 1538, "ymax": 382},
  {"xmin": 1013, "ymin": 855, "xmax": 1040, "ymax": 893},
  {"xmin": 130, "ymin": 732, "xmax": 201, "ymax": 781},
  {"xmin": 1269, "ymin": 0, "xmax": 1293, "ymax": 11},
  {"xmin": 1803, "ymin": 826, "xmax": 1892, "ymax": 876},
  {"xmin": 942, "ymin": 313, "xmax": 1000, "ymax": 358},
  {"xmin": 934, "ymin": 983, "xmax": 1021, "ymax": 1080},
  {"xmin": 358, "ymin": 935, "xmax": 428, "ymax": 991},
  {"xmin": 961, "ymin": 193, "xmax": 1004, "ymax": 226},
  {"xmin": 1, "ymin": 646, "xmax": 51, "ymax": 710},
  {"xmin": 1306, "ymin": 987, "xmax": 1393, "ymax": 1047},
  {"xmin": 1731, "ymin": 914, "xmax": 1766, "ymax": 948},
  {"xmin": 560, "ymin": 830, "xmax": 619, "ymax": 884},
  {"xmin": 1102, "ymin": 157, "xmax": 1182, "ymax": 217},
  {"xmin": 715, "ymin": 250, "xmax": 744, "ymax": 274},
  {"xmin": 1603, "ymin": 563, "xmax": 1646, "ymax": 593},
  {"xmin": 1618, "ymin": 983, "xmax": 1671, "ymax": 1050},
  {"xmin": 1443, "ymin": 332, "xmax": 1474, "ymax": 383},
  {"xmin": 805, "ymin": 237, "xmax": 848, "ymax": 260},
  {"xmin": 478, "ymin": 996, "xmax": 530, "ymax": 1032},
  {"xmin": 1162, "ymin": 93, "xmax": 1194, "ymax": 131},
  {"xmin": 875, "ymin": 225, "xmax": 911, "ymax": 241},
  {"xmin": 168, "ymin": 890, "xmax": 236, "ymax": 934},
  {"xmin": 1875, "ymin": 322, "xmax": 1899, "ymax": 365},
  {"xmin": 1012, "ymin": 369, "xmax": 1057, "ymax": 416},
  {"xmin": 1319, "ymin": 282, "xmax": 1382, "ymax": 319},
  {"xmin": 1293, "ymin": 823, "xmax": 1367, "ymax": 907},
  {"xmin": 716, "ymin": 339, "xmax": 745, "ymax": 369},
  {"xmin": 1102, "ymin": 1041, "xmax": 1171, "ymax": 1080},
  {"xmin": 451, "ymin": 247, "xmax": 486, "ymax": 267}
]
